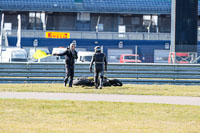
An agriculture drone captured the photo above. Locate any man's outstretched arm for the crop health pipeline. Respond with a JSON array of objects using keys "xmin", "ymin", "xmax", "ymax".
[{"xmin": 53, "ymin": 49, "xmax": 69, "ymax": 56}]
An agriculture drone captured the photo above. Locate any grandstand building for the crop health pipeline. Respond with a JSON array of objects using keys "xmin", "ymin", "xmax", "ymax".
[{"xmin": 0, "ymin": 0, "xmax": 200, "ymax": 63}]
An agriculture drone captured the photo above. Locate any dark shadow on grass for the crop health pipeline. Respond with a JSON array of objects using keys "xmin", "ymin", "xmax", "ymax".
[{"xmin": 74, "ymin": 86, "xmax": 94, "ymax": 90}]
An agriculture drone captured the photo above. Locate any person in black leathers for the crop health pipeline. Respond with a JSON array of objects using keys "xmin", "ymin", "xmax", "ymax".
[
  {"xmin": 53, "ymin": 42, "xmax": 78, "ymax": 87},
  {"xmin": 90, "ymin": 46, "xmax": 107, "ymax": 89}
]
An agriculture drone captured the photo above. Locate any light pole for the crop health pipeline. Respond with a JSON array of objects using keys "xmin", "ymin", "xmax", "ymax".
[
  {"xmin": 33, "ymin": 39, "xmax": 38, "ymax": 53},
  {"xmin": 0, "ymin": 13, "xmax": 4, "ymax": 62}
]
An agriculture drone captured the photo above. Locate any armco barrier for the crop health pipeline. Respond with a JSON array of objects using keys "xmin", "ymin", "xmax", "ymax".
[{"xmin": 0, "ymin": 62, "xmax": 200, "ymax": 85}]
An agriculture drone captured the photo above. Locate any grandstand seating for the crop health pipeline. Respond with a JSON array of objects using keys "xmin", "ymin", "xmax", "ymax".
[
  {"xmin": 83, "ymin": 0, "xmax": 171, "ymax": 14},
  {"xmin": 0, "ymin": 0, "xmax": 199, "ymax": 14},
  {"xmin": 0, "ymin": 0, "xmax": 75, "ymax": 12}
]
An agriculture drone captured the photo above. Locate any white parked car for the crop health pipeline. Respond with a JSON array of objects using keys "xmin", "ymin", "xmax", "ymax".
[
  {"xmin": 77, "ymin": 51, "xmax": 94, "ymax": 63},
  {"xmin": 52, "ymin": 47, "xmax": 67, "ymax": 62},
  {"xmin": 0, "ymin": 47, "xmax": 27, "ymax": 62}
]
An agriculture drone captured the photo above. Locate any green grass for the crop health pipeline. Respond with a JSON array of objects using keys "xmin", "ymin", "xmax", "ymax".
[
  {"xmin": 0, "ymin": 84, "xmax": 200, "ymax": 97},
  {"xmin": 0, "ymin": 99, "xmax": 199, "ymax": 133}
]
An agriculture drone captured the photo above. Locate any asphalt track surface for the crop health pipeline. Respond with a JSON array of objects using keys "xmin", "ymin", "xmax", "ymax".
[{"xmin": 0, "ymin": 92, "xmax": 200, "ymax": 106}]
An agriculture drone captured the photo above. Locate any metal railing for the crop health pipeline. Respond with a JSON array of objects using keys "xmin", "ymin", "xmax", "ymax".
[
  {"xmin": 0, "ymin": 62, "xmax": 200, "ymax": 85},
  {"xmin": 5, "ymin": 30, "xmax": 200, "ymax": 40},
  {"xmin": 6, "ymin": 30, "xmax": 171, "ymax": 40}
]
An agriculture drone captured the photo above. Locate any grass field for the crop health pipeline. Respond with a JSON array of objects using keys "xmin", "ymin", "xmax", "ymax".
[
  {"xmin": 0, "ymin": 84, "xmax": 199, "ymax": 132},
  {"xmin": 0, "ymin": 99, "xmax": 199, "ymax": 133},
  {"xmin": 0, "ymin": 84, "xmax": 200, "ymax": 97}
]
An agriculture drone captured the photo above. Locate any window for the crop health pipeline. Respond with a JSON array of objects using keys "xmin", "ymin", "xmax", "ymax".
[
  {"xmin": 12, "ymin": 51, "xmax": 27, "ymax": 59},
  {"xmin": 124, "ymin": 56, "xmax": 138, "ymax": 60}
]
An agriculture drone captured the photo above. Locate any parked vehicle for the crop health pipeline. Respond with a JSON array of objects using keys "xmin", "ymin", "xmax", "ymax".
[
  {"xmin": 168, "ymin": 52, "xmax": 191, "ymax": 64},
  {"xmin": 0, "ymin": 47, "xmax": 27, "ymax": 62},
  {"xmin": 119, "ymin": 54, "xmax": 141, "ymax": 63},
  {"xmin": 52, "ymin": 47, "xmax": 67, "ymax": 62},
  {"xmin": 77, "ymin": 51, "xmax": 94, "ymax": 63}
]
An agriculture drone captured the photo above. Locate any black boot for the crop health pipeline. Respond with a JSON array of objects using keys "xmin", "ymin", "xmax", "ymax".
[
  {"xmin": 64, "ymin": 81, "xmax": 67, "ymax": 87},
  {"xmin": 99, "ymin": 76, "xmax": 103, "ymax": 89},
  {"xmin": 69, "ymin": 77, "xmax": 73, "ymax": 87},
  {"xmin": 64, "ymin": 78, "xmax": 68, "ymax": 87},
  {"xmin": 95, "ymin": 84, "xmax": 98, "ymax": 89}
]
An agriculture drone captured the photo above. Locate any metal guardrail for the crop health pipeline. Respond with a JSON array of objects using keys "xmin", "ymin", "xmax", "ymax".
[{"xmin": 0, "ymin": 62, "xmax": 200, "ymax": 85}]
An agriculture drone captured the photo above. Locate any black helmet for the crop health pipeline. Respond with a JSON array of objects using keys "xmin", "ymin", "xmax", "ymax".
[{"xmin": 94, "ymin": 46, "xmax": 101, "ymax": 53}]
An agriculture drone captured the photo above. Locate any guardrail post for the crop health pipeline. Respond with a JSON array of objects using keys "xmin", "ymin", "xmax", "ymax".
[
  {"xmin": 26, "ymin": 62, "xmax": 30, "ymax": 79},
  {"xmin": 173, "ymin": 64, "xmax": 176, "ymax": 84},
  {"xmin": 136, "ymin": 64, "xmax": 139, "ymax": 80}
]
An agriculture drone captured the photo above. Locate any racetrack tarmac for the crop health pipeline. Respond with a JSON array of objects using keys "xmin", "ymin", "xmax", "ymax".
[{"xmin": 0, "ymin": 92, "xmax": 200, "ymax": 106}]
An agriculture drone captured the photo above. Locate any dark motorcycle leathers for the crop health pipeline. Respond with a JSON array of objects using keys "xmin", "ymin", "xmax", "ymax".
[
  {"xmin": 56, "ymin": 48, "xmax": 78, "ymax": 87},
  {"xmin": 90, "ymin": 52, "xmax": 107, "ymax": 88}
]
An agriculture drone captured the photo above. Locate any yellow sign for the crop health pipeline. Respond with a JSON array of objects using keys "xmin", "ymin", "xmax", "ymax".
[{"xmin": 45, "ymin": 32, "xmax": 70, "ymax": 39}]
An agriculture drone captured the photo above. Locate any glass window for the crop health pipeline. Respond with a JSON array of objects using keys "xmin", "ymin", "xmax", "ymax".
[
  {"xmin": 124, "ymin": 56, "xmax": 137, "ymax": 60},
  {"xmin": 176, "ymin": 56, "xmax": 191, "ymax": 62},
  {"xmin": 84, "ymin": 56, "xmax": 92, "ymax": 62},
  {"xmin": 80, "ymin": 56, "xmax": 92, "ymax": 62},
  {"xmin": 12, "ymin": 51, "xmax": 26, "ymax": 58}
]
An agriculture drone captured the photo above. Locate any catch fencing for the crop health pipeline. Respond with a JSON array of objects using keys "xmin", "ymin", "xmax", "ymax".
[{"xmin": 0, "ymin": 62, "xmax": 200, "ymax": 85}]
